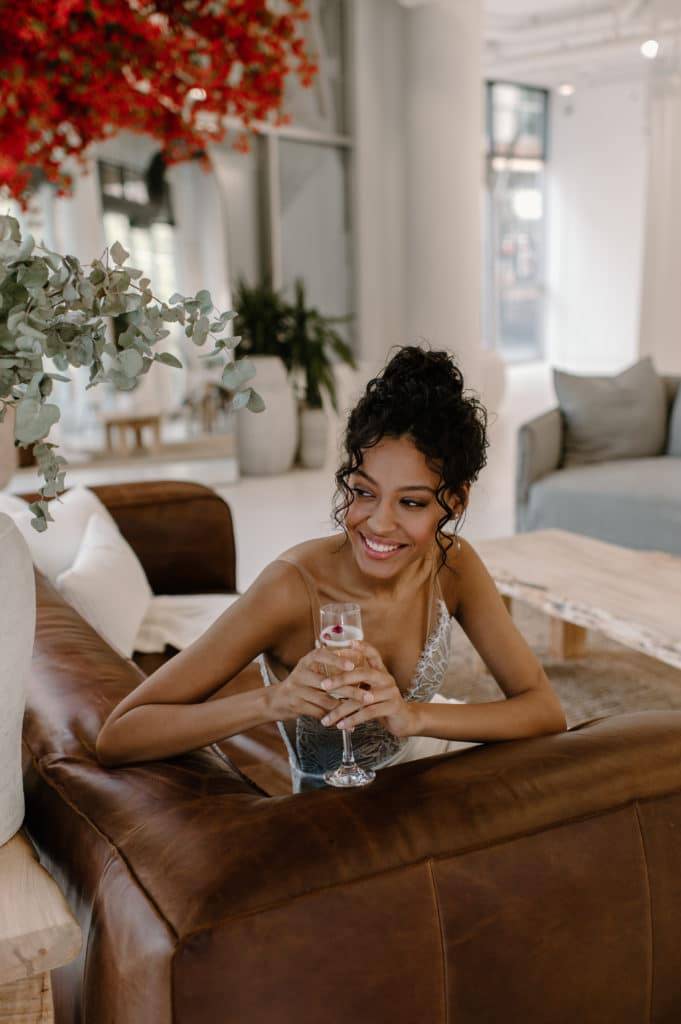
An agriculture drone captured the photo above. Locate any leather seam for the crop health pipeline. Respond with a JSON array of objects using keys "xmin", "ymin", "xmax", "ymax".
[
  {"xmin": 24, "ymin": 744, "xmax": 180, "ymax": 941},
  {"xmin": 426, "ymin": 858, "xmax": 449, "ymax": 1024},
  {"xmin": 633, "ymin": 801, "xmax": 655, "ymax": 1024}
]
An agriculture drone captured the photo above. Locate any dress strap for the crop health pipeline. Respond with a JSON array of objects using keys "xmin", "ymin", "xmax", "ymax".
[{"xmin": 274, "ymin": 557, "xmax": 321, "ymax": 643}]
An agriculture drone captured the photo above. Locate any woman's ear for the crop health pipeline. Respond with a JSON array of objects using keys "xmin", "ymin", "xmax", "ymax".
[{"xmin": 444, "ymin": 484, "xmax": 470, "ymax": 519}]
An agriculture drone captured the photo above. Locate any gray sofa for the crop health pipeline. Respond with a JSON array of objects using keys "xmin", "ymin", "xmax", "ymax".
[{"xmin": 516, "ymin": 375, "xmax": 681, "ymax": 554}]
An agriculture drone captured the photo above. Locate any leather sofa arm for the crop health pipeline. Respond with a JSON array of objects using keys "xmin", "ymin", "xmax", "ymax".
[
  {"xmin": 516, "ymin": 407, "xmax": 563, "ymax": 531},
  {"xmin": 95, "ymin": 481, "xmax": 237, "ymax": 595},
  {"xmin": 20, "ymin": 480, "xmax": 237, "ymax": 595}
]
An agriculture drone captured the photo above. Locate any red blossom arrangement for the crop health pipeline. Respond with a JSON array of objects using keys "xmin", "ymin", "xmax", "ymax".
[{"xmin": 0, "ymin": 0, "xmax": 317, "ymax": 205}]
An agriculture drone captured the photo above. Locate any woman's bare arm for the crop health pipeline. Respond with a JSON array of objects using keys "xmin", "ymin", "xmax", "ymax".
[
  {"xmin": 412, "ymin": 539, "xmax": 566, "ymax": 742},
  {"xmin": 96, "ymin": 561, "xmax": 308, "ymax": 766}
]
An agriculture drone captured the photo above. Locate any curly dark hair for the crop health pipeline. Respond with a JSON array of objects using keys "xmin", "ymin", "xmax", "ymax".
[{"xmin": 333, "ymin": 345, "xmax": 489, "ymax": 569}]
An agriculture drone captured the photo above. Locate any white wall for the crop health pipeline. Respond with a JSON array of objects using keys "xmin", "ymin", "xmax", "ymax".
[
  {"xmin": 352, "ymin": 0, "xmax": 407, "ymax": 370},
  {"xmin": 546, "ymin": 81, "xmax": 648, "ymax": 373}
]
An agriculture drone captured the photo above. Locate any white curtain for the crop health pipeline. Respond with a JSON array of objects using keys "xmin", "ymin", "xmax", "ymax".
[{"xmin": 639, "ymin": 75, "xmax": 681, "ymax": 374}]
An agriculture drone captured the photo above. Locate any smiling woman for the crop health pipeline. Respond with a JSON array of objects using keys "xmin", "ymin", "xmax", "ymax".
[{"xmin": 96, "ymin": 345, "xmax": 566, "ymax": 789}]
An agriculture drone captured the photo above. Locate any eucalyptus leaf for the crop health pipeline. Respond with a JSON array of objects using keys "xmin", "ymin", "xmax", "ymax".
[
  {"xmin": 15, "ymin": 397, "xmax": 60, "ymax": 444},
  {"xmin": 230, "ymin": 388, "xmax": 251, "ymax": 411},
  {"xmin": 154, "ymin": 352, "xmax": 183, "ymax": 369},
  {"xmin": 246, "ymin": 389, "xmax": 266, "ymax": 413},
  {"xmin": 119, "ymin": 348, "xmax": 144, "ymax": 378},
  {"xmin": 110, "ymin": 241, "xmax": 130, "ymax": 267}
]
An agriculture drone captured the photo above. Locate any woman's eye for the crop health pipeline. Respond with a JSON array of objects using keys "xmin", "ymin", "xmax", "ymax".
[
  {"xmin": 351, "ymin": 487, "xmax": 373, "ymax": 498},
  {"xmin": 402, "ymin": 499, "xmax": 426, "ymax": 509}
]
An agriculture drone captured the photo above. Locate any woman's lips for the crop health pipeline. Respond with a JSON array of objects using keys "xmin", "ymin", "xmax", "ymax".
[{"xmin": 358, "ymin": 531, "xmax": 407, "ymax": 560}]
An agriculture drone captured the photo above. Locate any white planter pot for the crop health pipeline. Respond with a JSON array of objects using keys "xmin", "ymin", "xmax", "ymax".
[
  {"xmin": 0, "ymin": 514, "xmax": 35, "ymax": 847},
  {"xmin": 299, "ymin": 405, "xmax": 329, "ymax": 469},
  {"xmin": 236, "ymin": 356, "xmax": 298, "ymax": 476},
  {"xmin": 0, "ymin": 406, "xmax": 18, "ymax": 490}
]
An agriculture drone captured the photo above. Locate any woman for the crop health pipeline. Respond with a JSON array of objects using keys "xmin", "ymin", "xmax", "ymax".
[{"xmin": 96, "ymin": 347, "xmax": 566, "ymax": 783}]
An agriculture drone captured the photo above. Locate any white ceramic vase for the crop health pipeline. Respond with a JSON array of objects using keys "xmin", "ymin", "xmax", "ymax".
[
  {"xmin": 236, "ymin": 356, "xmax": 298, "ymax": 476},
  {"xmin": 0, "ymin": 513, "xmax": 35, "ymax": 847},
  {"xmin": 299, "ymin": 405, "xmax": 328, "ymax": 470},
  {"xmin": 0, "ymin": 406, "xmax": 18, "ymax": 490}
]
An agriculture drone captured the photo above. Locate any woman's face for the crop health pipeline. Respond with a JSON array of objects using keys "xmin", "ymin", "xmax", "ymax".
[{"xmin": 344, "ymin": 435, "xmax": 454, "ymax": 581}]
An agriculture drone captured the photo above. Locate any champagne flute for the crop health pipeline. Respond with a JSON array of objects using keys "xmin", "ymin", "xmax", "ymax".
[{"xmin": 319, "ymin": 602, "xmax": 376, "ymax": 788}]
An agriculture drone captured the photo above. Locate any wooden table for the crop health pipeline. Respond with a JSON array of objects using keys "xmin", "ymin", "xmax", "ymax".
[
  {"xmin": 103, "ymin": 412, "xmax": 162, "ymax": 455},
  {"xmin": 0, "ymin": 832, "xmax": 81, "ymax": 1023},
  {"xmin": 476, "ymin": 529, "xmax": 681, "ymax": 668}
]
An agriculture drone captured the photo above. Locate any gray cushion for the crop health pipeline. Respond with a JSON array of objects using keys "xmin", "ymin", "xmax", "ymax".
[
  {"xmin": 554, "ymin": 357, "xmax": 667, "ymax": 467},
  {"xmin": 667, "ymin": 384, "xmax": 681, "ymax": 457},
  {"xmin": 526, "ymin": 457, "xmax": 681, "ymax": 556}
]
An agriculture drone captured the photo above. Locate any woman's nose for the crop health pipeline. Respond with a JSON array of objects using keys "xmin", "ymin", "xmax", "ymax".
[{"xmin": 367, "ymin": 500, "xmax": 396, "ymax": 535}]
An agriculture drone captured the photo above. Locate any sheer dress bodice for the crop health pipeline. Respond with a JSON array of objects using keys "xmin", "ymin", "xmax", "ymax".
[{"xmin": 258, "ymin": 554, "xmax": 454, "ymax": 786}]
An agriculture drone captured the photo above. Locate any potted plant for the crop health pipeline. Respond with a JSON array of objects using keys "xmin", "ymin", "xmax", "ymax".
[
  {"xmin": 231, "ymin": 277, "xmax": 298, "ymax": 476},
  {"xmin": 0, "ymin": 213, "xmax": 263, "ymax": 847},
  {"xmin": 286, "ymin": 279, "xmax": 356, "ymax": 469}
]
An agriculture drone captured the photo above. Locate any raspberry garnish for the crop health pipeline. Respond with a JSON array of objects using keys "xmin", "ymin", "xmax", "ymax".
[{"xmin": 331, "ymin": 624, "xmax": 343, "ymax": 634}]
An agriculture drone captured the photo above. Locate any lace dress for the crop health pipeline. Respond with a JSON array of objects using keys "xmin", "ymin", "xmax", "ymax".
[{"xmin": 258, "ymin": 556, "xmax": 472, "ymax": 790}]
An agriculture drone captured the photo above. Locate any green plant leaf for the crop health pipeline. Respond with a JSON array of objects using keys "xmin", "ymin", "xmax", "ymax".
[
  {"xmin": 221, "ymin": 357, "xmax": 255, "ymax": 390},
  {"xmin": 15, "ymin": 397, "xmax": 60, "ymax": 444},
  {"xmin": 110, "ymin": 241, "xmax": 130, "ymax": 267},
  {"xmin": 247, "ymin": 389, "xmax": 266, "ymax": 412},
  {"xmin": 119, "ymin": 348, "xmax": 144, "ymax": 377},
  {"xmin": 154, "ymin": 351, "xmax": 183, "ymax": 369},
  {"xmin": 230, "ymin": 388, "xmax": 251, "ymax": 410}
]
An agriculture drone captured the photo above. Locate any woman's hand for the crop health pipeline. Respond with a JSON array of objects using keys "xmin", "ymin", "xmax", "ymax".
[
  {"xmin": 268, "ymin": 647, "xmax": 373, "ymax": 722},
  {"xmin": 318, "ymin": 640, "xmax": 416, "ymax": 738}
]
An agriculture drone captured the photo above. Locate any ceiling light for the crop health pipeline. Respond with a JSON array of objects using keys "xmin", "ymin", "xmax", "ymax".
[
  {"xmin": 641, "ymin": 39, "xmax": 660, "ymax": 59},
  {"xmin": 557, "ymin": 83, "xmax": 576, "ymax": 96}
]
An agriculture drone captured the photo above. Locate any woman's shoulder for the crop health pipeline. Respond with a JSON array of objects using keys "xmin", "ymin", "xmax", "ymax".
[
  {"xmin": 276, "ymin": 534, "xmax": 347, "ymax": 575},
  {"xmin": 436, "ymin": 535, "xmax": 485, "ymax": 615}
]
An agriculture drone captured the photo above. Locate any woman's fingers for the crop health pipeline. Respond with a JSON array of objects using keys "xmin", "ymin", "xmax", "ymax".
[
  {"xmin": 350, "ymin": 639, "xmax": 386, "ymax": 670},
  {"xmin": 304, "ymin": 650, "xmax": 355, "ymax": 676},
  {"xmin": 321, "ymin": 699, "xmax": 364, "ymax": 728},
  {"xmin": 321, "ymin": 667, "xmax": 390, "ymax": 692},
  {"xmin": 335, "ymin": 704, "xmax": 387, "ymax": 730},
  {"xmin": 319, "ymin": 683, "xmax": 374, "ymax": 703}
]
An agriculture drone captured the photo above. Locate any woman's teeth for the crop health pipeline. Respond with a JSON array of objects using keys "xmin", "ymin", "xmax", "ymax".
[{"xmin": 362, "ymin": 534, "xmax": 402, "ymax": 554}]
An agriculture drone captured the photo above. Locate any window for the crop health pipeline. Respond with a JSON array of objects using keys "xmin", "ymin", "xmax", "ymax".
[
  {"xmin": 483, "ymin": 83, "xmax": 549, "ymax": 362},
  {"xmin": 213, "ymin": 0, "xmax": 354, "ymax": 345}
]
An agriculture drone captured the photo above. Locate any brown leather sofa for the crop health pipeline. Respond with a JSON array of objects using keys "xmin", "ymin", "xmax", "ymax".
[{"xmin": 22, "ymin": 480, "xmax": 681, "ymax": 1023}]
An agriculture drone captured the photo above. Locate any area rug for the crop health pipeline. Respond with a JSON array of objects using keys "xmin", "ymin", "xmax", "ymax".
[{"xmin": 443, "ymin": 602, "xmax": 681, "ymax": 728}]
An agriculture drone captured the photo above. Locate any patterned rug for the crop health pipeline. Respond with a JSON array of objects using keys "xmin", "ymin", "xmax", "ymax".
[{"xmin": 443, "ymin": 602, "xmax": 681, "ymax": 728}]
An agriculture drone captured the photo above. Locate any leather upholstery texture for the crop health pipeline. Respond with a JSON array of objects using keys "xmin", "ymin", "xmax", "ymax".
[{"xmin": 22, "ymin": 481, "xmax": 681, "ymax": 1023}]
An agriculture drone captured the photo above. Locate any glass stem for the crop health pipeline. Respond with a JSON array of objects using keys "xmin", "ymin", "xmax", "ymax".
[{"xmin": 341, "ymin": 727, "xmax": 356, "ymax": 766}]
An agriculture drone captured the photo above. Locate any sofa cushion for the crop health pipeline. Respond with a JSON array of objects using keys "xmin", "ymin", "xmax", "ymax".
[
  {"xmin": 668, "ymin": 384, "xmax": 681, "ymax": 457},
  {"xmin": 526, "ymin": 457, "xmax": 681, "ymax": 554},
  {"xmin": 1, "ymin": 486, "xmax": 118, "ymax": 585},
  {"xmin": 56, "ymin": 513, "xmax": 152, "ymax": 658},
  {"xmin": 554, "ymin": 358, "xmax": 667, "ymax": 467}
]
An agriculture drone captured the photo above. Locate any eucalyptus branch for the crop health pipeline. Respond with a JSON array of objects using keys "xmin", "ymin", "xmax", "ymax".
[{"xmin": 0, "ymin": 215, "xmax": 263, "ymax": 531}]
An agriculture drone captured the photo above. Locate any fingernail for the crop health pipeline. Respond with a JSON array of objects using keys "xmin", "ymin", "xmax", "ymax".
[
  {"xmin": 322, "ymin": 716, "xmax": 331, "ymax": 726},
  {"xmin": 337, "ymin": 720, "xmax": 346, "ymax": 729},
  {"xmin": 343, "ymin": 661, "xmax": 353, "ymax": 670},
  {"xmin": 321, "ymin": 681, "xmax": 332, "ymax": 690}
]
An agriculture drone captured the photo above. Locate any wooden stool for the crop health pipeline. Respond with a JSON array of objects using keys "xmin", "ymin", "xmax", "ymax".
[
  {"xmin": 103, "ymin": 413, "xmax": 162, "ymax": 455},
  {"xmin": 0, "ymin": 831, "xmax": 82, "ymax": 1023}
]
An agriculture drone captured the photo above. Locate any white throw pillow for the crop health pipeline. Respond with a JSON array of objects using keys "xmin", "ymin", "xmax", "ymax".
[
  {"xmin": 0, "ymin": 493, "xmax": 30, "ymax": 518},
  {"xmin": 56, "ymin": 513, "xmax": 153, "ymax": 658},
  {"xmin": 135, "ymin": 593, "xmax": 240, "ymax": 653},
  {"xmin": 1, "ymin": 486, "xmax": 118, "ymax": 585}
]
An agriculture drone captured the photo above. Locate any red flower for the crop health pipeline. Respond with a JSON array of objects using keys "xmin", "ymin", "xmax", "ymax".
[{"xmin": 0, "ymin": 0, "xmax": 318, "ymax": 206}]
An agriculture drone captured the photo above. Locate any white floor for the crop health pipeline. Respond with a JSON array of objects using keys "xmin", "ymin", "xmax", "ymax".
[{"xmin": 10, "ymin": 363, "xmax": 555, "ymax": 591}]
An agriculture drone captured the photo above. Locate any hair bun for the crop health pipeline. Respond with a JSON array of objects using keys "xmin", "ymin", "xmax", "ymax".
[{"xmin": 380, "ymin": 346, "xmax": 464, "ymax": 397}]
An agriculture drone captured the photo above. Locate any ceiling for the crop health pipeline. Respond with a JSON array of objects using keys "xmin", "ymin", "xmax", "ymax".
[{"xmin": 484, "ymin": 0, "xmax": 681, "ymax": 89}]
